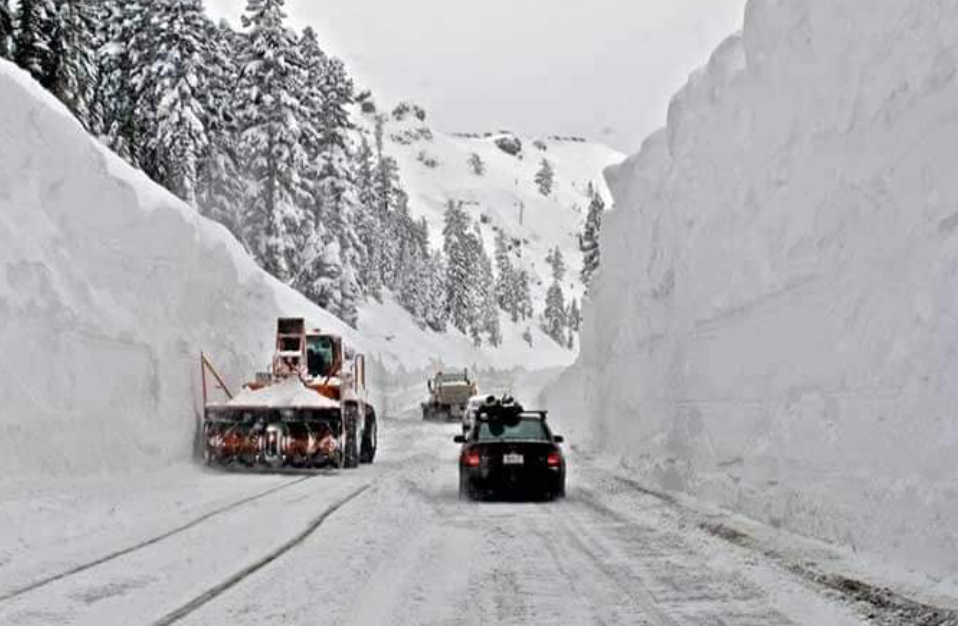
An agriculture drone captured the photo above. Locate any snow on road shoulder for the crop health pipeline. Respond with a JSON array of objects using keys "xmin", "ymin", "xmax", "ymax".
[{"xmin": 547, "ymin": 0, "xmax": 958, "ymax": 585}]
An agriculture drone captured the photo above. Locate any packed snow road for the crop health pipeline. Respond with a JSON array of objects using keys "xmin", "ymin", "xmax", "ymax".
[{"xmin": 0, "ymin": 418, "xmax": 876, "ymax": 626}]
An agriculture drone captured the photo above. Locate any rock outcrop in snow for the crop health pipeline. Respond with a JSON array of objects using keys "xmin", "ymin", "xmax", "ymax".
[{"xmin": 549, "ymin": 0, "xmax": 958, "ymax": 581}]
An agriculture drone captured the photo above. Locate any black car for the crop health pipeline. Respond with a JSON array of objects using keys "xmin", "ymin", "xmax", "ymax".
[{"xmin": 454, "ymin": 410, "xmax": 566, "ymax": 501}]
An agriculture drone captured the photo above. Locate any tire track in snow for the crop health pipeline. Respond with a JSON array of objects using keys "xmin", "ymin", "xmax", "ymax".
[
  {"xmin": 147, "ymin": 482, "xmax": 371, "ymax": 626},
  {"xmin": 0, "ymin": 475, "xmax": 316, "ymax": 603}
]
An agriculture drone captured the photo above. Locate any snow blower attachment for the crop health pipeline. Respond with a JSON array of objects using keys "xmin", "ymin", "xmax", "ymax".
[{"xmin": 201, "ymin": 318, "xmax": 377, "ymax": 470}]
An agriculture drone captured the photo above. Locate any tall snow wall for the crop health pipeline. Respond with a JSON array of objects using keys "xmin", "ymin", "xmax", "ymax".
[
  {"xmin": 548, "ymin": 0, "xmax": 958, "ymax": 581},
  {"xmin": 0, "ymin": 61, "xmax": 346, "ymax": 479}
]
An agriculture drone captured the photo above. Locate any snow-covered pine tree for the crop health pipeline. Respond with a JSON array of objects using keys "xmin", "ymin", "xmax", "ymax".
[
  {"xmin": 196, "ymin": 19, "xmax": 245, "ymax": 239},
  {"xmin": 468, "ymin": 152, "xmax": 485, "ymax": 176},
  {"xmin": 13, "ymin": 0, "xmax": 56, "ymax": 85},
  {"xmin": 314, "ymin": 52, "xmax": 365, "ymax": 292},
  {"xmin": 494, "ymin": 230, "xmax": 519, "ymax": 321},
  {"xmin": 580, "ymin": 185, "xmax": 605, "ymax": 290},
  {"xmin": 478, "ymin": 245, "xmax": 501, "ymax": 347},
  {"xmin": 568, "ymin": 297, "xmax": 581, "ymax": 332},
  {"xmin": 542, "ymin": 281, "xmax": 567, "ymax": 346},
  {"xmin": 516, "ymin": 269, "xmax": 533, "ymax": 320},
  {"xmin": 147, "ymin": 0, "xmax": 211, "ymax": 205},
  {"xmin": 546, "ymin": 245, "xmax": 566, "ymax": 282},
  {"xmin": 442, "ymin": 200, "xmax": 475, "ymax": 335},
  {"xmin": 301, "ymin": 237, "xmax": 343, "ymax": 314},
  {"xmin": 97, "ymin": 1, "xmax": 155, "ymax": 165},
  {"xmin": 339, "ymin": 264, "xmax": 361, "ymax": 328},
  {"xmin": 44, "ymin": 0, "xmax": 99, "ymax": 128},
  {"xmin": 395, "ymin": 204, "xmax": 430, "ymax": 325},
  {"xmin": 535, "ymin": 157, "xmax": 555, "ymax": 196},
  {"xmin": 0, "ymin": 0, "xmax": 13, "ymax": 60},
  {"xmin": 424, "ymin": 251, "xmax": 448, "ymax": 332},
  {"xmin": 542, "ymin": 246, "xmax": 568, "ymax": 346},
  {"xmin": 235, "ymin": 0, "xmax": 311, "ymax": 282},
  {"xmin": 354, "ymin": 134, "xmax": 385, "ymax": 301}
]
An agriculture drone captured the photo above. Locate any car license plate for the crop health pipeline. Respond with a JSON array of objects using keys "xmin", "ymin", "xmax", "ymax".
[{"xmin": 503, "ymin": 453, "xmax": 524, "ymax": 465}]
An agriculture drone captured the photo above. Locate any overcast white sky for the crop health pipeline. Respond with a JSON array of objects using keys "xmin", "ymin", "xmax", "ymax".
[{"xmin": 204, "ymin": 0, "xmax": 746, "ymax": 153}]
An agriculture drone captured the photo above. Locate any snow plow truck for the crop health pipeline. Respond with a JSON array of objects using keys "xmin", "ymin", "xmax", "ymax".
[
  {"xmin": 201, "ymin": 318, "xmax": 377, "ymax": 470},
  {"xmin": 422, "ymin": 370, "xmax": 477, "ymax": 422}
]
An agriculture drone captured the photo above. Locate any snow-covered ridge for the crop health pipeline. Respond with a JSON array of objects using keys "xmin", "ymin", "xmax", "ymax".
[
  {"xmin": 549, "ymin": 0, "xmax": 958, "ymax": 582},
  {"xmin": 364, "ymin": 106, "xmax": 624, "ymax": 311}
]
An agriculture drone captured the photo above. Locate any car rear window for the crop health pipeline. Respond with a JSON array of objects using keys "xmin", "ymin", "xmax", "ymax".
[{"xmin": 476, "ymin": 419, "xmax": 550, "ymax": 442}]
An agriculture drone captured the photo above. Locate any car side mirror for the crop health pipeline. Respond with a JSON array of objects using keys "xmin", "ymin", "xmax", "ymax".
[
  {"xmin": 553, "ymin": 435, "xmax": 564, "ymax": 444},
  {"xmin": 453, "ymin": 435, "xmax": 466, "ymax": 444}
]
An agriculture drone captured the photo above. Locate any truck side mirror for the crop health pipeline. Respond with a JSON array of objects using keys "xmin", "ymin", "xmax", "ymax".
[
  {"xmin": 428, "ymin": 380, "xmax": 433, "ymax": 392},
  {"xmin": 553, "ymin": 435, "xmax": 564, "ymax": 444},
  {"xmin": 453, "ymin": 435, "xmax": 466, "ymax": 444}
]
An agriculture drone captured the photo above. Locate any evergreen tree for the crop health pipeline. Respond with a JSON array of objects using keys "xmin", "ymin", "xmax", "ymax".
[
  {"xmin": 339, "ymin": 264, "xmax": 360, "ymax": 328},
  {"xmin": 147, "ymin": 0, "xmax": 211, "ymax": 205},
  {"xmin": 301, "ymin": 238, "xmax": 343, "ymax": 314},
  {"xmin": 535, "ymin": 157, "xmax": 555, "ymax": 196},
  {"xmin": 546, "ymin": 246, "xmax": 566, "ymax": 282},
  {"xmin": 235, "ymin": 0, "xmax": 311, "ymax": 282},
  {"xmin": 0, "ymin": 0, "xmax": 13, "ymax": 60},
  {"xmin": 98, "ymin": 1, "xmax": 155, "ymax": 165},
  {"xmin": 542, "ymin": 281, "xmax": 567, "ymax": 346},
  {"xmin": 542, "ymin": 246, "xmax": 568, "ymax": 345},
  {"xmin": 580, "ymin": 185, "xmax": 605, "ymax": 290},
  {"xmin": 522, "ymin": 327, "xmax": 533, "ymax": 347},
  {"xmin": 494, "ymin": 230, "xmax": 522, "ymax": 322},
  {"xmin": 197, "ymin": 19, "xmax": 245, "ymax": 239},
  {"xmin": 516, "ymin": 269, "xmax": 533, "ymax": 320},
  {"xmin": 568, "ymin": 297, "xmax": 581, "ymax": 332},
  {"xmin": 13, "ymin": 0, "xmax": 56, "ymax": 84},
  {"xmin": 478, "ymin": 247, "xmax": 501, "ymax": 347},
  {"xmin": 354, "ymin": 134, "xmax": 384, "ymax": 300},
  {"xmin": 442, "ymin": 200, "xmax": 475, "ymax": 335},
  {"xmin": 44, "ymin": 0, "xmax": 98, "ymax": 127},
  {"xmin": 424, "ymin": 251, "xmax": 448, "ymax": 332},
  {"xmin": 468, "ymin": 152, "xmax": 485, "ymax": 176},
  {"xmin": 313, "ymin": 53, "xmax": 363, "ymax": 279}
]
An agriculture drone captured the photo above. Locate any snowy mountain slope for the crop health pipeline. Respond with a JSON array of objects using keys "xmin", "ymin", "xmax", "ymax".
[
  {"xmin": 362, "ymin": 106, "xmax": 624, "ymax": 309},
  {"xmin": 0, "ymin": 59, "xmax": 566, "ymax": 480},
  {"xmin": 547, "ymin": 0, "xmax": 958, "ymax": 582}
]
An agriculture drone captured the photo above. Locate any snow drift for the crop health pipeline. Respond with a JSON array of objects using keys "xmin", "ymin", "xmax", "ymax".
[{"xmin": 549, "ymin": 0, "xmax": 958, "ymax": 581}]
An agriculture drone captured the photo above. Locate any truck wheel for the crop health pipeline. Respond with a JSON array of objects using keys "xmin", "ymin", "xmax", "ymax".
[
  {"xmin": 344, "ymin": 410, "xmax": 360, "ymax": 469},
  {"xmin": 360, "ymin": 412, "xmax": 377, "ymax": 464}
]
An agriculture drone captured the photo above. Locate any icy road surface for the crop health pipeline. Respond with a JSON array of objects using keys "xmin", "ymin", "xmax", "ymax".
[{"xmin": 0, "ymin": 419, "xmax": 886, "ymax": 626}]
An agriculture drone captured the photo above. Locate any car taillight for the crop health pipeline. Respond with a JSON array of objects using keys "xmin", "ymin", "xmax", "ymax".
[
  {"xmin": 547, "ymin": 451, "xmax": 562, "ymax": 467},
  {"xmin": 463, "ymin": 451, "xmax": 481, "ymax": 468}
]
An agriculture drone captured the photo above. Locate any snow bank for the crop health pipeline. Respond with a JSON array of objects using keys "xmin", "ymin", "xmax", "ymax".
[
  {"xmin": 0, "ymin": 59, "xmax": 350, "ymax": 479},
  {"xmin": 549, "ymin": 0, "xmax": 958, "ymax": 581}
]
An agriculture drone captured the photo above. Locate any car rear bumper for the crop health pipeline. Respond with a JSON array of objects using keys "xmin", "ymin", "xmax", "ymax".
[{"xmin": 462, "ymin": 466, "xmax": 564, "ymax": 498}]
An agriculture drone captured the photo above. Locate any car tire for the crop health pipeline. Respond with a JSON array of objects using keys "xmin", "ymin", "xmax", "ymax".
[{"xmin": 458, "ymin": 475, "xmax": 473, "ymax": 501}]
